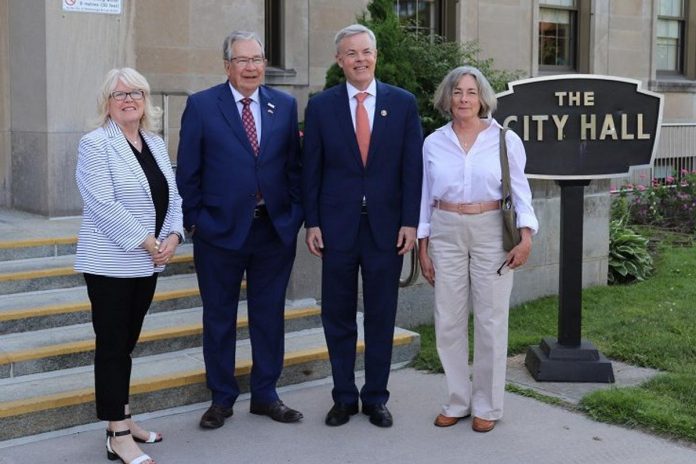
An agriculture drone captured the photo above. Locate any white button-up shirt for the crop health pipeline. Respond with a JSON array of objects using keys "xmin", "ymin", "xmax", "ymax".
[{"xmin": 417, "ymin": 118, "xmax": 538, "ymax": 239}]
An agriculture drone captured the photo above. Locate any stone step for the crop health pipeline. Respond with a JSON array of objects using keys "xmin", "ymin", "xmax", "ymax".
[
  {"xmin": 0, "ymin": 274, "xmax": 203, "ymax": 335},
  {"xmin": 0, "ymin": 302, "xmax": 322, "ymax": 378},
  {"xmin": 0, "ymin": 244, "xmax": 195, "ymax": 295},
  {"xmin": 0, "ymin": 237, "xmax": 77, "ymax": 262},
  {"xmin": 0, "ymin": 326, "xmax": 420, "ymax": 441}
]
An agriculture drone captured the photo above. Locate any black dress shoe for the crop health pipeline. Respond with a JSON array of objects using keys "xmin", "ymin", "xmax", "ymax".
[
  {"xmin": 362, "ymin": 403, "xmax": 393, "ymax": 428},
  {"xmin": 249, "ymin": 400, "xmax": 303, "ymax": 423},
  {"xmin": 325, "ymin": 403, "xmax": 359, "ymax": 426},
  {"xmin": 200, "ymin": 404, "xmax": 234, "ymax": 429}
]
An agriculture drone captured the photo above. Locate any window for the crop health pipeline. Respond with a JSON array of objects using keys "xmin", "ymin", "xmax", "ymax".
[
  {"xmin": 539, "ymin": 0, "xmax": 577, "ymax": 70},
  {"xmin": 657, "ymin": 0, "xmax": 686, "ymax": 74},
  {"xmin": 394, "ymin": 0, "xmax": 455, "ymax": 41},
  {"xmin": 264, "ymin": 0, "xmax": 283, "ymax": 67}
]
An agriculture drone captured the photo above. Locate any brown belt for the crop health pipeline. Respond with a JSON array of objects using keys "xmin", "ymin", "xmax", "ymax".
[{"xmin": 433, "ymin": 200, "xmax": 501, "ymax": 215}]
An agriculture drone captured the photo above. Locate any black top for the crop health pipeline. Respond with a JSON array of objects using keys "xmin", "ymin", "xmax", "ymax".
[{"xmin": 128, "ymin": 135, "xmax": 169, "ymax": 237}]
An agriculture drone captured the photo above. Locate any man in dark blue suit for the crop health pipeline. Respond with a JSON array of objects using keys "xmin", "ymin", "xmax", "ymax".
[
  {"xmin": 176, "ymin": 31, "xmax": 303, "ymax": 429},
  {"xmin": 302, "ymin": 24, "xmax": 423, "ymax": 428}
]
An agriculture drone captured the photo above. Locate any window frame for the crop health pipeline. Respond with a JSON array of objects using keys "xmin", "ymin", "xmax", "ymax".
[
  {"xmin": 538, "ymin": 2, "xmax": 578, "ymax": 72},
  {"xmin": 394, "ymin": 0, "xmax": 452, "ymax": 40},
  {"xmin": 655, "ymin": 0, "xmax": 696, "ymax": 81},
  {"xmin": 656, "ymin": 0, "xmax": 686, "ymax": 75},
  {"xmin": 264, "ymin": 0, "xmax": 283, "ymax": 68}
]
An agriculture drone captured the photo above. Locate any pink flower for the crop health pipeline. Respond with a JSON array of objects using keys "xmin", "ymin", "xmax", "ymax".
[
  {"xmin": 681, "ymin": 168, "xmax": 689, "ymax": 175},
  {"xmin": 666, "ymin": 176, "xmax": 675, "ymax": 184},
  {"xmin": 637, "ymin": 184, "xmax": 646, "ymax": 191}
]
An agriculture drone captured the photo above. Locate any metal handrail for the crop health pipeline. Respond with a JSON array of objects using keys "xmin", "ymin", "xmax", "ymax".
[
  {"xmin": 399, "ymin": 245, "xmax": 420, "ymax": 288},
  {"xmin": 153, "ymin": 90, "xmax": 191, "ymax": 151}
]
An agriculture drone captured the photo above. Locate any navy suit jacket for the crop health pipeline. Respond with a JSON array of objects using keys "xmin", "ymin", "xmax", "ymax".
[
  {"xmin": 176, "ymin": 83, "xmax": 302, "ymax": 250},
  {"xmin": 302, "ymin": 81, "xmax": 423, "ymax": 251}
]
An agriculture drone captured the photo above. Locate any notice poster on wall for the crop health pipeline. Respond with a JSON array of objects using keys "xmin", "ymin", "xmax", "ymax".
[{"xmin": 62, "ymin": 0, "xmax": 122, "ymax": 15}]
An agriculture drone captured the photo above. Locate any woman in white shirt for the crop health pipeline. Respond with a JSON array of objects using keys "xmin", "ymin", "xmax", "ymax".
[{"xmin": 417, "ymin": 66, "xmax": 538, "ymax": 433}]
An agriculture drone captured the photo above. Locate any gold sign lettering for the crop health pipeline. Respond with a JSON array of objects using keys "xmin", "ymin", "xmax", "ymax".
[{"xmin": 502, "ymin": 88, "xmax": 651, "ymax": 143}]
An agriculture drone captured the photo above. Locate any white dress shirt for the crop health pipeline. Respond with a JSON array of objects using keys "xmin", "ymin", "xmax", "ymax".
[
  {"xmin": 229, "ymin": 83, "xmax": 262, "ymax": 143},
  {"xmin": 346, "ymin": 80, "xmax": 377, "ymax": 131},
  {"xmin": 417, "ymin": 118, "xmax": 538, "ymax": 239}
]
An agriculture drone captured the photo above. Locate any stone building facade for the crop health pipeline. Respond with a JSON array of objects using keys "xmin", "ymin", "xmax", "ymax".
[{"xmin": 0, "ymin": 0, "xmax": 693, "ymax": 307}]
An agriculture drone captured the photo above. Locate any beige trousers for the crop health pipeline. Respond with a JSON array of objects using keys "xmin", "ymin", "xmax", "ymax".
[{"xmin": 429, "ymin": 208, "xmax": 514, "ymax": 421}]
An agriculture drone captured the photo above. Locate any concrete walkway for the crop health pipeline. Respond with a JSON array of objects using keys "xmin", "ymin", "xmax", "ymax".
[
  {"xmin": 1, "ymin": 367, "xmax": 695, "ymax": 464},
  {"xmin": 2, "ymin": 208, "xmax": 695, "ymax": 463}
]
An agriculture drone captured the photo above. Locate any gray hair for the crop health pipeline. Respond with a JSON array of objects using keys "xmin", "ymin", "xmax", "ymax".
[
  {"xmin": 334, "ymin": 24, "xmax": 377, "ymax": 53},
  {"xmin": 222, "ymin": 31, "xmax": 264, "ymax": 61},
  {"xmin": 433, "ymin": 66, "xmax": 498, "ymax": 118},
  {"xmin": 95, "ymin": 67, "xmax": 162, "ymax": 131}
]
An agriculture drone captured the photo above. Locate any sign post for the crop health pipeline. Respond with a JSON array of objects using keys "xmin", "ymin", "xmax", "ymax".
[{"xmin": 494, "ymin": 75, "xmax": 663, "ymax": 382}]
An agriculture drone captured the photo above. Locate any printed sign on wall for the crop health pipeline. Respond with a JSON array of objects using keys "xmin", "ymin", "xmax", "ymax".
[{"xmin": 62, "ymin": 0, "xmax": 122, "ymax": 15}]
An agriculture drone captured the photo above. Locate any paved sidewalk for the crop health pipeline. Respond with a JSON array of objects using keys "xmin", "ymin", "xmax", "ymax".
[
  {"xmin": 1, "ymin": 368, "xmax": 695, "ymax": 464},
  {"xmin": 2, "ymin": 208, "xmax": 694, "ymax": 463}
]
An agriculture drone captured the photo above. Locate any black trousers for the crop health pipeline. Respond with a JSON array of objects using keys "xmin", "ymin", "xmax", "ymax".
[{"xmin": 84, "ymin": 273, "xmax": 158, "ymax": 421}]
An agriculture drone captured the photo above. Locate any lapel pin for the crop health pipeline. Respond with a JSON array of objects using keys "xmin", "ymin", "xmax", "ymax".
[
  {"xmin": 267, "ymin": 102, "xmax": 275, "ymax": 109},
  {"xmin": 380, "ymin": 110, "xmax": 387, "ymax": 117}
]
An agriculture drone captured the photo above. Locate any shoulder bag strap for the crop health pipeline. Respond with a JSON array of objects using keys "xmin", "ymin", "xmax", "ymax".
[{"xmin": 499, "ymin": 128, "xmax": 513, "ymax": 209}]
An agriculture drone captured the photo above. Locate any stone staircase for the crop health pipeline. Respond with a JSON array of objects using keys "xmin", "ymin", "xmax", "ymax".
[{"xmin": 0, "ymin": 235, "xmax": 421, "ymax": 441}]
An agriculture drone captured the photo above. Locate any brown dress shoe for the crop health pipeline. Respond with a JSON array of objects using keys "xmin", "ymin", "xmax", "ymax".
[
  {"xmin": 472, "ymin": 416, "xmax": 496, "ymax": 433},
  {"xmin": 433, "ymin": 413, "xmax": 470, "ymax": 427}
]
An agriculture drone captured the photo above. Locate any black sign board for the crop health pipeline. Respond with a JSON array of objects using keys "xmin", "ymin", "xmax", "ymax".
[
  {"xmin": 494, "ymin": 75, "xmax": 663, "ymax": 179},
  {"xmin": 494, "ymin": 76, "xmax": 663, "ymax": 382}
]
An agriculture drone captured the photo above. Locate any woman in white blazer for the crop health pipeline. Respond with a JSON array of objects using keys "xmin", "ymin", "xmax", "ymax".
[{"xmin": 75, "ymin": 68, "xmax": 183, "ymax": 464}]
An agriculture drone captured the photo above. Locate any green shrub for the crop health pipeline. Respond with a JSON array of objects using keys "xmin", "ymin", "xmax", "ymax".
[{"xmin": 608, "ymin": 218, "xmax": 653, "ymax": 284}]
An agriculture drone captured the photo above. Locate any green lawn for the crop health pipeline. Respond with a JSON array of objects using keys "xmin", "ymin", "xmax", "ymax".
[{"xmin": 412, "ymin": 233, "xmax": 696, "ymax": 442}]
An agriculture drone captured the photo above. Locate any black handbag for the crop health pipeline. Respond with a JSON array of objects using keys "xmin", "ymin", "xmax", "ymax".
[{"xmin": 499, "ymin": 128, "xmax": 521, "ymax": 251}]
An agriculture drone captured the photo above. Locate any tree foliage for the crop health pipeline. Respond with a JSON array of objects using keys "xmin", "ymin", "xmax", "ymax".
[{"xmin": 324, "ymin": 0, "xmax": 521, "ymax": 134}]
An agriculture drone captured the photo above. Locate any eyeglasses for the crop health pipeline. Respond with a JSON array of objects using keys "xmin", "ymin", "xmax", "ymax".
[
  {"xmin": 229, "ymin": 56, "xmax": 266, "ymax": 67},
  {"xmin": 110, "ymin": 90, "xmax": 145, "ymax": 101}
]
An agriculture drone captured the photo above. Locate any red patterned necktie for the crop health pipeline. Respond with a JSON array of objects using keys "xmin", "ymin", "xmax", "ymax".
[
  {"xmin": 241, "ymin": 97, "xmax": 259, "ymax": 156},
  {"xmin": 355, "ymin": 92, "xmax": 370, "ymax": 166}
]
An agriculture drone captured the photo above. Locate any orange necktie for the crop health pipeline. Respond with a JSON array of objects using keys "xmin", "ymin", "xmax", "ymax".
[{"xmin": 355, "ymin": 92, "xmax": 370, "ymax": 166}]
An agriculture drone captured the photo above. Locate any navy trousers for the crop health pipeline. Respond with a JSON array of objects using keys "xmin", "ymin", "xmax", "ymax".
[
  {"xmin": 194, "ymin": 216, "xmax": 296, "ymax": 407},
  {"xmin": 321, "ymin": 215, "xmax": 403, "ymax": 406}
]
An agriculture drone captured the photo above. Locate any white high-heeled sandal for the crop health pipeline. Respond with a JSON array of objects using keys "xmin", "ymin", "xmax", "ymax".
[
  {"xmin": 125, "ymin": 414, "xmax": 162, "ymax": 443},
  {"xmin": 106, "ymin": 429, "xmax": 153, "ymax": 464}
]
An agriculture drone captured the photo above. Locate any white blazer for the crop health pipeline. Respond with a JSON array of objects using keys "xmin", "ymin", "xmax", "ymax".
[{"xmin": 74, "ymin": 118, "xmax": 184, "ymax": 277}]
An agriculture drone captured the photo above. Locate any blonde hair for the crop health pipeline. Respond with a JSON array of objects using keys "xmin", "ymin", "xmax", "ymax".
[
  {"xmin": 433, "ymin": 66, "xmax": 497, "ymax": 119},
  {"xmin": 94, "ymin": 67, "xmax": 162, "ymax": 131}
]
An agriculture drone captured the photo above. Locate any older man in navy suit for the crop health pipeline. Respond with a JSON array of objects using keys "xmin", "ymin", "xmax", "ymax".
[
  {"xmin": 302, "ymin": 24, "xmax": 423, "ymax": 428},
  {"xmin": 176, "ymin": 31, "xmax": 303, "ymax": 429}
]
